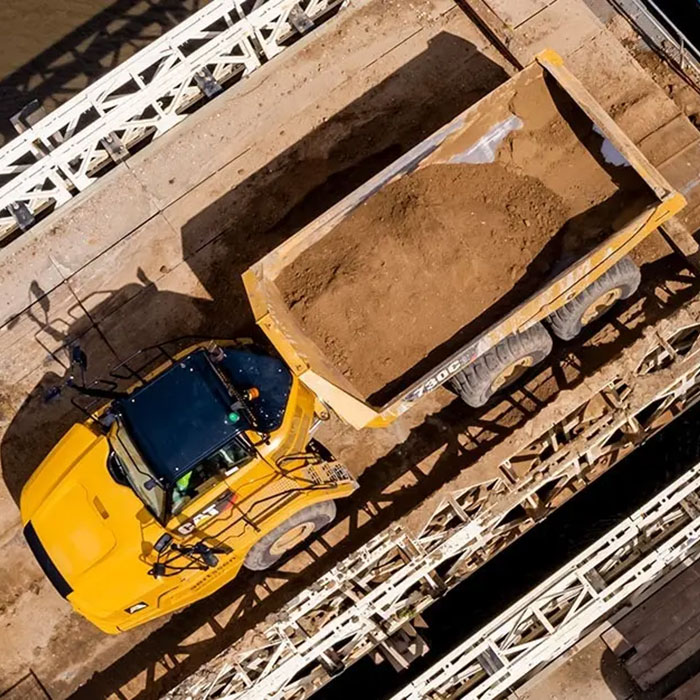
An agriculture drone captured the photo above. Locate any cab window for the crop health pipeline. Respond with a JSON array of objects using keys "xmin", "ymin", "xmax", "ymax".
[{"xmin": 170, "ymin": 437, "xmax": 253, "ymax": 516}]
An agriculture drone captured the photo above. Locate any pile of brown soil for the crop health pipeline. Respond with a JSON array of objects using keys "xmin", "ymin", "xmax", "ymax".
[
  {"xmin": 278, "ymin": 162, "xmax": 570, "ymax": 401},
  {"xmin": 276, "ymin": 77, "xmax": 654, "ymax": 405}
]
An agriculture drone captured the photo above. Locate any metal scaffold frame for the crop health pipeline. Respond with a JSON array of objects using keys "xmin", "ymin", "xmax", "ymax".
[
  {"xmin": 392, "ymin": 457, "xmax": 700, "ymax": 700},
  {"xmin": 169, "ymin": 299, "xmax": 700, "ymax": 700},
  {"xmin": 0, "ymin": 0, "xmax": 348, "ymax": 242}
]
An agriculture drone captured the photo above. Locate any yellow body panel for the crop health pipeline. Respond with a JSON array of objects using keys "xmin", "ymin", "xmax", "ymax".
[{"xmin": 20, "ymin": 342, "xmax": 357, "ymax": 633}]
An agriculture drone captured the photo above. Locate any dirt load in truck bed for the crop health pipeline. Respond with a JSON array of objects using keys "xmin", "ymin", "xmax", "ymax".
[{"xmin": 277, "ymin": 76, "xmax": 654, "ymax": 404}]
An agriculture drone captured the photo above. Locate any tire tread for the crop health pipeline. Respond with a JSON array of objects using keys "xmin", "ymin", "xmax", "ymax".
[
  {"xmin": 450, "ymin": 323, "xmax": 553, "ymax": 408},
  {"xmin": 548, "ymin": 256, "xmax": 641, "ymax": 341}
]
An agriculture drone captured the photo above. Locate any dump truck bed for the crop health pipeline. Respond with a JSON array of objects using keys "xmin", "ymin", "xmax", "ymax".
[{"xmin": 244, "ymin": 51, "xmax": 685, "ymax": 429}]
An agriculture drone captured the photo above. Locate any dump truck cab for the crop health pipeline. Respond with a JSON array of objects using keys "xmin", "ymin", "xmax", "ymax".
[{"xmin": 20, "ymin": 340, "xmax": 356, "ymax": 633}]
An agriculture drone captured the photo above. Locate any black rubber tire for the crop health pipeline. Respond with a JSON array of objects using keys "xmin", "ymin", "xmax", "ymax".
[
  {"xmin": 547, "ymin": 256, "xmax": 641, "ymax": 341},
  {"xmin": 243, "ymin": 500, "xmax": 337, "ymax": 571},
  {"xmin": 449, "ymin": 323, "xmax": 553, "ymax": 408}
]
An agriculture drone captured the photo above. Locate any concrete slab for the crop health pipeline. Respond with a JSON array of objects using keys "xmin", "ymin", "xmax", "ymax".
[
  {"xmin": 163, "ymin": 8, "xmax": 514, "ymax": 246},
  {"xmin": 0, "ymin": 163, "xmax": 158, "ymax": 327},
  {"xmin": 614, "ymin": 91, "xmax": 684, "ymax": 149},
  {"xmin": 566, "ymin": 29, "xmax": 680, "ymax": 142},
  {"xmin": 43, "ymin": 163, "xmax": 159, "ymax": 278},
  {"xmin": 483, "ymin": 0, "xmax": 553, "ymax": 29},
  {"xmin": 658, "ymin": 141, "xmax": 700, "ymax": 205},
  {"xmin": 0, "ymin": 673, "xmax": 50, "ymax": 699},
  {"xmin": 126, "ymin": 0, "xmax": 459, "ymax": 212},
  {"xmin": 68, "ymin": 213, "xmax": 182, "ymax": 322},
  {"xmin": 479, "ymin": 0, "xmax": 689, "ymax": 150},
  {"xmin": 516, "ymin": 637, "xmax": 635, "ymax": 700},
  {"xmin": 0, "ymin": 283, "xmax": 89, "ymax": 384},
  {"xmin": 680, "ymin": 201, "xmax": 700, "ymax": 234},
  {"xmin": 639, "ymin": 114, "xmax": 700, "ymax": 168},
  {"xmin": 0, "ymin": 235, "xmax": 64, "ymax": 331},
  {"xmin": 509, "ymin": 0, "xmax": 603, "ymax": 61},
  {"xmin": 96, "ymin": 255, "xmax": 214, "ymax": 360}
]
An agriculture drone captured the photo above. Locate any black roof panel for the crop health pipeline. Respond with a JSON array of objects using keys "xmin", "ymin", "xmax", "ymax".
[
  {"xmin": 116, "ymin": 350, "xmax": 246, "ymax": 483},
  {"xmin": 114, "ymin": 348, "xmax": 292, "ymax": 484}
]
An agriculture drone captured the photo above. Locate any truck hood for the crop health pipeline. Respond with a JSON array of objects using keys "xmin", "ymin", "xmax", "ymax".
[{"xmin": 20, "ymin": 424, "xmax": 168, "ymax": 629}]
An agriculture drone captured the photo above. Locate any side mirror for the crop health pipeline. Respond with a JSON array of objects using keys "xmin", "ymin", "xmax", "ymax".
[
  {"xmin": 202, "ymin": 550, "xmax": 219, "ymax": 568},
  {"xmin": 154, "ymin": 533, "xmax": 173, "ymax": 553}
]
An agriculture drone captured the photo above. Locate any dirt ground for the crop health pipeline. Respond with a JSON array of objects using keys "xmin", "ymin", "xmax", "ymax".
[
  {"xmin": 279, "ymin": 75, "xmax": 653, "ymax": 403},
  {"xmin": 0, "ymin": 1, "xmax": 698, "ymax": 699},
  {"xmin": 605, "ymin": 14, "xmax": 700, "ymax": 129}
]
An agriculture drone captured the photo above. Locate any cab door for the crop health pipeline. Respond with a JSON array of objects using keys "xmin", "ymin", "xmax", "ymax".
[{"xmin": 167, "ymin": 436, "xmax": 254, "ymax": 540}]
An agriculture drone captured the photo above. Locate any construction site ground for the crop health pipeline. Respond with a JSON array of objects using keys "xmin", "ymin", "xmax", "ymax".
[{"xmin": 1, "ymin": 0, "xmax": 700, "ymax": 698}]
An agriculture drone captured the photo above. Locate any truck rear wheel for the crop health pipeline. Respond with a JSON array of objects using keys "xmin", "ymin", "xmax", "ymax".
[
  {"xmin": 450, "ymin": 323, "xmax": 553, "ymax": 408},
  {"xmin": 243, "ymin": 500, "xmax": 337, "ymax": 571},
  {"xmin": 547, "ymin": 257, "xmax": 641, "ymax": 341}
]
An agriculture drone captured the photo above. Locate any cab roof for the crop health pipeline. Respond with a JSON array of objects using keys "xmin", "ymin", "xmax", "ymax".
[{"xmin": 114, "ymin": 350, "xmax": 246, "ymax": 484}]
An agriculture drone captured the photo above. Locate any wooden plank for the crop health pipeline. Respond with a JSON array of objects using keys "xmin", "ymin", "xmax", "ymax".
[
  {"xmin": 660, "ymin": 219, "xmax": 700, "ymax": 273},
  {"xmin": 602, "ymin": 626, "xmax": 634, "ymax": 658},
  {"xmin": 639, "ymin": 114, "xmax": 700, "ymax": 168},
  {"xmin": 680, "ymin": 201, "xmax": 700, "ymax": 234},
  {"xmin": 659, "ymin": 141, "xmax": 700, "ymax": 208},
  {"xmin": 627, "ymin": 609, "xmax": 700, "ymax": 674},
  {"xmin": 636, "ymin": 629, "xmax": 700, "ymax": 689},
  {"xmin": 479, "ymin": 0, "xmax": 550, "ymax": 28},
  {"xmin": 665, "ymin": 672, "xmax": 700, "ymax": 699},
  {"xmin": 537, "ymin": 49, "xmax": 679, "ymax": 201},
  {"xmin": 610, "ymin": 564, "xmax": 700, "ymax": 641}
]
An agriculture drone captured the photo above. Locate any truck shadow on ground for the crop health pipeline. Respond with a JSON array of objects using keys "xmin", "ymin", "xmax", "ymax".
[
  {"xmin": 0, "ymin": 278, "xmax": 217, "ymax": 507},
  {"xmin": 0, "ymin": 31, "xmax": 697, "ymax": 700}
]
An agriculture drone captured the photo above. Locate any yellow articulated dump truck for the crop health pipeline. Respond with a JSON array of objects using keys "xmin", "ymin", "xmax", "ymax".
[
  {"xmin": 20, "ymin": 51, "xmax": 684, "ymax": 633},
  {"xmin": 21, "ymin": 340, "xmax": 357, "ymax": 633}
]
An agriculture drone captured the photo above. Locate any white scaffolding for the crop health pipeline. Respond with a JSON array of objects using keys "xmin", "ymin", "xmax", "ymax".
[
  {"xmin": 168, "ymin": 298, "xmax": 700, "ymax": 700},
  {"xmin": 0, "ymin": 0, "xmax": 348, "ymax": 241},
  {"xmin": 392, "ymin": 457, "xmax": 700, "ymax": 700}
]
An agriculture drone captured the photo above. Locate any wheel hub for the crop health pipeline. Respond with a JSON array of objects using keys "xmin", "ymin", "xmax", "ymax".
[
  {"xmin": 269, "ymin": 522, "xmax": 316, "ymax": 556},
  {"xmin": 581, "ymin": 287, "xmax": 622, "ymax": 326},
  {"xmin": 491, "ymin": 356, "xmax": 534, "ymax": 393}
]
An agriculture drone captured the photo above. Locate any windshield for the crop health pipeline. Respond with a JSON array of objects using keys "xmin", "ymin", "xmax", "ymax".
[
  {"xmin": 110, "ymin": 418, "xmax": 167, "ymax": 521},
  {"xmin": 171, "ymin": 437, "xmax": 253, "ymax": 516}
]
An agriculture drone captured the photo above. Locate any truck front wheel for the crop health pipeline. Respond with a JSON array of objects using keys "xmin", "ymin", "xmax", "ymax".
[
  {"xmin": 547, "ymin": 256, "xmax": 641, "ymax": 341},
  {"xmin": 243, "ymin": 500, "xmax": 337, "ymax": 571},
  {"xmin": 450, "ymin": 323, "xmax": 553, "ymax": 408}
]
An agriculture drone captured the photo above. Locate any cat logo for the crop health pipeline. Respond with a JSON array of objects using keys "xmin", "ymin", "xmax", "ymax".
[{"xmin": 176, "ymin": 491, "xmax": 238, "ymax": 535}]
